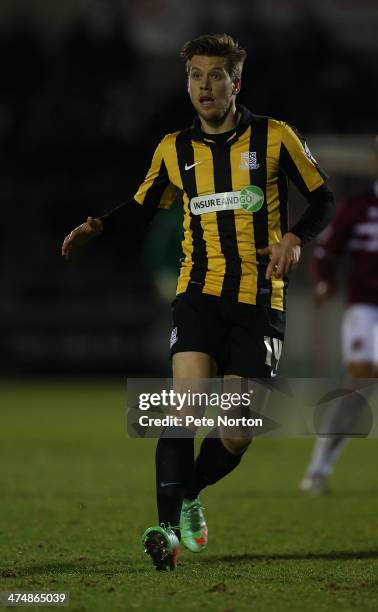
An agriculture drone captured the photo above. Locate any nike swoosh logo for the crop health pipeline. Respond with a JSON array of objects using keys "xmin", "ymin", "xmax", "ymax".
[
  {"xmin": 160, "ymin": 481, "xmax": 181, "ymax": 488},
  {"xmin": 185, "ymin": 162, "xmax": 202, "ymax": 171}
]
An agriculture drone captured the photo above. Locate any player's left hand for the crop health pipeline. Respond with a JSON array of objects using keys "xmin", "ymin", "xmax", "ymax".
[{"xmin": 257, "ymin": 232, "xmax": 301, "ymax": 280}]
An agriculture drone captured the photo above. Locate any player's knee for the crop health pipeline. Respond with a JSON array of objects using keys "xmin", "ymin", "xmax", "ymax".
[
  {"xmin": 172, "ymin": 351, "xmax": 217, "ymax": 378},
  {"xmin": 347, "ymin": 362, "xmax": 375, "ymax": 379},
  {"xmin": 221, "ymin": 436, "xmax": 252, "ymax": 455}
]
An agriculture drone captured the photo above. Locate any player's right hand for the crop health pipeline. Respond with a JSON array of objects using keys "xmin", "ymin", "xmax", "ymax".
[
  {"xmin": 61, "ymin": 216, "xmax": 103, "ymax": 260},
  {"xmin": 313, "ymin": 281, "xmax": 333, "ymax": 306}
]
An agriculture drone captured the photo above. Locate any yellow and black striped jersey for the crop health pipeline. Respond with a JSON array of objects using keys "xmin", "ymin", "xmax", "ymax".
[{"xmin": 128, "ymin": 106, "xmax": 329, "ymax": 310}]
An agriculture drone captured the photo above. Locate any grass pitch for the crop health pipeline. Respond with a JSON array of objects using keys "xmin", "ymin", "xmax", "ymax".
[{"xmin": 1, "ymin": 381, "xmax": 377, "ymax": 611}]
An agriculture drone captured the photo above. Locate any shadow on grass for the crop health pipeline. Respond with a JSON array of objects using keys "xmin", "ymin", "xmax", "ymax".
[
  {"xmin": 3, "ymin": 549, "xmax": 378, "ymax": 578},
  {"xmin": 1, "ymin": 560, "xmax": 144, "ymax": 578},
  {"xmin": 228, "ymin": 489, "xmax": 378, "ymax": 500},
  {"xmin": 202, "ymin": 550, "xmax": 378, "ymax": 563}
]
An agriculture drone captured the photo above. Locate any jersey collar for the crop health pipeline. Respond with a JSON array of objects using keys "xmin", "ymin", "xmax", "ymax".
[{"xmin": 190, "ymin": 105, "xmax": 254, "ymax": 143}]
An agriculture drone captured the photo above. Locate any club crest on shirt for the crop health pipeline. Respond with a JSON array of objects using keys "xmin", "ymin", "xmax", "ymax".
[{"xmin": 240, "ymin": 151, "xmax": 259, "ymax": 170}]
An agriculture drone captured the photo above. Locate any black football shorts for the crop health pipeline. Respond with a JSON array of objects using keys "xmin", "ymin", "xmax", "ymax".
[{"xmin": 169, "ymin": 292, "xmax": 285, "ymax": 378}]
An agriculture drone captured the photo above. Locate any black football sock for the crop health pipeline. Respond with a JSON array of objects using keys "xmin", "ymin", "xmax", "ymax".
[
  {"xmin": 155, "ymin": 426, "xmax": 195, "ymax": 538},
  {"xmin": 185, "ymin": 429, "xmax": 246, "ymax": 500}
]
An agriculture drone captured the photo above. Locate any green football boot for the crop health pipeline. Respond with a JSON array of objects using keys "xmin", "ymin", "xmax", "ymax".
[
  {"xmin": 142, "ymin": 525, "xmax": 180, "ymax": 571},
  {"xmin": 180, "ymin": 498, "xmax": 208, "ymax": 553}
]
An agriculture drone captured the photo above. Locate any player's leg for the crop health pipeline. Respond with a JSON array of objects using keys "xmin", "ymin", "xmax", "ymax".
[
  {"xmin": 183, "ymin": 304, "xmax": 284, "ymax": 523},
  {"xmin": 220, "ymin": 376, "xmax": 271, "ymax": 454},
  {"xmin": 155, "ymin": 351, "xmax": 216, "ymax": 532},
  {"xmin": 180, "ymin": 386, "xmax": 250, "ymax": 554},
  {"xmin": 301, "ymin": 363, "xmax": 375, "ymax": 494},
  {"xmin": 184, "ymin": 376, "xmax": 254, "ymax": 505},
  {"xmin": 143, "ymin": 293, "xmax": 222, "ymax": 568},
  {"xmin": 179, "ymin": 374, "xmax": 251, "ymax": 554},
  {"xmin": 181, "ymin": 375, "xmax": 255, "ymax": 554},
  {"xmin": 143, "ymin": 351, "xmax": 216, "ymax": 569},
  {"xmin": 301, "ymin": 304, "xmax": 377, "ymax": 494},
  {"xmin": 219, "ymin": 305, "xmax": 284, "ymax": 479},
  {"xmin": 168, "ymin": 351, "xmax": 216, "ymax": 554}
]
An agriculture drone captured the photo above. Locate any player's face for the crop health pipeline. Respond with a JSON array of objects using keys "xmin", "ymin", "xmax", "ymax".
[{"xmin": 187, "ymin": 55, "xmax": 240, "ymax": 125}]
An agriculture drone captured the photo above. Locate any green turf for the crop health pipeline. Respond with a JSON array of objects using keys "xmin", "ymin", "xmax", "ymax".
[{"xmin": 0, "ymin": 381, "xmax": 377, "ymax": 611}]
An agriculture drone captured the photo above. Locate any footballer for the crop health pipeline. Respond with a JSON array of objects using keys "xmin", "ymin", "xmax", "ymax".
[
  {"xmin": 300, "ymin": 174, "xmax": 378, "ymax": 495},
  {"xmin": 62, "ymin": 33, "xmax": 335, "ymax": 570}
]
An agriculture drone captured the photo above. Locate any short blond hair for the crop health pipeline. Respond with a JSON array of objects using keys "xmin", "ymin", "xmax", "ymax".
[{"xmin": 180, "ymin": 33, "xmax": 247, "ymax": 80}]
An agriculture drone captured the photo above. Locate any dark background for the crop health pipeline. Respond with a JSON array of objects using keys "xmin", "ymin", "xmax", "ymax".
[{"xmin": 1, "ymin": 0, "xmax": 377, "ymax": 377}]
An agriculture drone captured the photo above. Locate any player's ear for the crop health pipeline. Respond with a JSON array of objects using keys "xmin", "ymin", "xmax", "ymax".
[
  {"xmin": 232, "ymin": 78, "xmax": 241, "ymax": 95},
  {"xmin": 186, "ymin": 64, "xmax": 191, "ymax": 94}
]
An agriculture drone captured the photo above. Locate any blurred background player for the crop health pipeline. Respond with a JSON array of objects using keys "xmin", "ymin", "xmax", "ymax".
[{"xmin": 300, "ymin": 161, "xmax": 378, "ymax": 495}]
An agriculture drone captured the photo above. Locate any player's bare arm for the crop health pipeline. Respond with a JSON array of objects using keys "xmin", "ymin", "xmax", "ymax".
[
  {"xmin": 61, "ymin": 216, "xmax": 103, "ymax": 260},
  {"xmin": 257, "ymin": 232, "xmax": 301, "ymax": 280}
]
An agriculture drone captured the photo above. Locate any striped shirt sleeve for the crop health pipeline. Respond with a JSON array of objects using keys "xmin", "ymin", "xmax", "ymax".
[
  {"xmin": 134, "ymin": 137, "xmax": 177, "ymax": 211},
  {"xmin": 100, "ymin": 137, "xmax": 177, "ymax": 234},
  {"xmin": 279, "ymin": 123, "xmax": 327, "ymax": 196}
]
